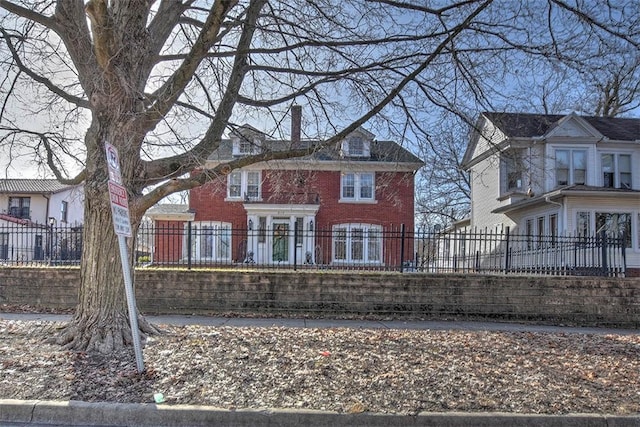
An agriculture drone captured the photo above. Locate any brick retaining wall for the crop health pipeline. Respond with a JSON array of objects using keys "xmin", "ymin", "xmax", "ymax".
[{"xmin": 1, "ymin": 268, "xmax": 639, "ymax": 327}]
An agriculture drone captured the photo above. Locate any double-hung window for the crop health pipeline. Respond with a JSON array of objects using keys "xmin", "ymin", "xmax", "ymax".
[
  {"xmin": 341, "ymin": 172, "xmax": 374, "ymax": 202},
  {"xmin": 503, "ymin": 150, "xmax": 524, "ymax": 192},
  {"xmin": 227, "ymin": 170, "xmax": 261, "ymax": 200},
  {"xmin": 601, "ymin": 153, "xmax": 632, "ymax": 189},
  {"xmin": 555, "ymin": 149, "xmax": 586, "ymax": 186}
]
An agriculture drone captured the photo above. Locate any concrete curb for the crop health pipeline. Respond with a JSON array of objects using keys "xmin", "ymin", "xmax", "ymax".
[{"xmin": 1, "ymin": 400, "xmax": 640, "ymax": 427}]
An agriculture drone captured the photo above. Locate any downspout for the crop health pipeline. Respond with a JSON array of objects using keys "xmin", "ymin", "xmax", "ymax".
[
  {"xmin": 545, "ymin": 196, "xmax": 565, "ymax": 233},
  {"xmin": 43, "ymin": 194, "xmax": 50, "ymax": 224}
]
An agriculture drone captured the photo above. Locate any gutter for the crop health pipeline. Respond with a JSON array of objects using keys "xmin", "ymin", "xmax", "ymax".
[{"xmin": 544, "ymin": 195, "xmax": 562, "ymax": 208}]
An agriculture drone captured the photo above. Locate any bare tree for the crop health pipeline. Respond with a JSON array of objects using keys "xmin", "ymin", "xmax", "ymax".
[
  {"xmin": 414, "ymin": 115, "xmax": 471, "ymax": 229},
  {"xmin": 0, "ymin": 0, "xmax": 638, "ymax": 353}
]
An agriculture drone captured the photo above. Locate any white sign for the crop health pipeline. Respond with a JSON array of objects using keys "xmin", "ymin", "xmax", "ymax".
[
  {"xmin": 105, "ymin": 143, "xmax": 123, "ymax": 184},
  {"xmin": 108, "ymin": 181, "xmax": 132, "ymax": 237}
]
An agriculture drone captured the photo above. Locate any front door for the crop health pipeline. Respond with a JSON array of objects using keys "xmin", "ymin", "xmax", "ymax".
[{"xmin": 271, "ymin": 220, "xmax": 290, "ymax": 263}]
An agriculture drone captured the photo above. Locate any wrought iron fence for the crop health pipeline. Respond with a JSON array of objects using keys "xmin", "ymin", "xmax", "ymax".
[
  {"xmin": 0, "ymin": 222, "xmax": 627, "ymax": 276},
  {"xmin": 0, "ymin": 222, "xmax": 82, "ymax": 266},
  {"xmin": 416, "ymin": 227, "xmax": 626, "ymax": 277}
]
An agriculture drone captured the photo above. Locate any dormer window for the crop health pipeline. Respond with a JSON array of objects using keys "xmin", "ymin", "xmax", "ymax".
[
  {"xmin": 232, "ymin": 137, "xmax": 262, "ymax": 156},
  {"xmin": 341, "ymin": 135, "xmax": 370, "ymax": 158},
  {"xmin": 349, "ymin": 137, "xmax": 364, "ymax": 156}
]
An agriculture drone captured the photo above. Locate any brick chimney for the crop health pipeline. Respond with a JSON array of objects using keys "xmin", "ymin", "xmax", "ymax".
[{"xmin": 291, "ymin": 104, "xmax": 301, "ymax": 148}]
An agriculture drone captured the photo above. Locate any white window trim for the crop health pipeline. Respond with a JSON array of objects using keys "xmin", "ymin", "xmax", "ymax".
[
  {"xmin": 339, "ymin": 172, "xmax": 376, "ymax": 203},
  {"xmin": 600, "ymin": 152, "xmax": 633, "ymax": 189},
  {"xmin": 576, "ymin": 209, "xmax": 637, "ymax": 250},
  {"xmin": 232, "ymin": 137, "xmax": 262, "ymax": 156},
  {"xmin": 332, "ymin": 223, "xmax": 383, "ymax": 264},
  {"xmin": 185, "ymin": 221, "xmax": 232, "ymax": 261},
  {"xmin": 226, "ymin": 170, "xmax": 262, "ymax": 201},
  {"xmin": 502, "ymin": 150, "xmax": 525, "ymax": 193},
  {"xmin": 341, "ymin": 136, "xmax": 370, "ymax": 158},
  {"xmin": 554, "ymin": 148, "xmax": 587, "ymax": 187},
  {"xmin": 521, "ymin": 213, "xmax": 560, "ymax": 250}
]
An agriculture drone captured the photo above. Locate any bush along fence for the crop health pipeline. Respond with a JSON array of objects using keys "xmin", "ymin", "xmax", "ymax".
[{"xmin": 0, "ymin": 222, "xmax": 627, "ymax": 277}]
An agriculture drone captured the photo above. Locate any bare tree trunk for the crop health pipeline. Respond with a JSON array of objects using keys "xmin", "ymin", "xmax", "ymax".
[{"xmin": 55, "ymin": 125, "xmax": 157, "ymax": 353}]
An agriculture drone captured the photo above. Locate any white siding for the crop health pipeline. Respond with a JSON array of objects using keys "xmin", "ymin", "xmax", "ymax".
[
  {"xmin": 0, "ymin": 186, "xmax": 84, "ymax": 225},
  {"xmin": 50, "ymin": 186, "xmax": 84, "ymax": 225},
  {"xmin": 528, "ymin": 144, "xmax": 546, "ymax": 197},
  {"xmin": 469, "ymin": 155, "xmax": 514, "ymax": 231},
  {"xmin": 471, "ymin": 119, "xmax": 506, "ymax": 160}
]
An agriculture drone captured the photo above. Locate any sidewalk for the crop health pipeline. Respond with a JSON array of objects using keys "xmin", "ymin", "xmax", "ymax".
[
  {"xmin": 2, "ymin": 311, "xmax": 638, "ymax": 335},
  {"xmin": 1, "ymin": 312, "xmax": 639, "ymax": 426}
]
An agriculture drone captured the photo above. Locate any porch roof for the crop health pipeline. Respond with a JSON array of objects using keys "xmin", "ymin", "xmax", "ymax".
[{"xmin": 492, "ymin": 185, "xmax": 640, "ymax": 214}]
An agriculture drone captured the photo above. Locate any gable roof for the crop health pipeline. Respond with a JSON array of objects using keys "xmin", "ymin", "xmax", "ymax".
[
  {"xmin": 463, "ymin": 112, "xmax": 640, "ymax": 169},
  {"xmin": 483, "ymin": 112, "xmax": 640, "ymax": 141},
  {"xmin": 0, "ymin": 179, "xmax": 73, "ymax": 194}
]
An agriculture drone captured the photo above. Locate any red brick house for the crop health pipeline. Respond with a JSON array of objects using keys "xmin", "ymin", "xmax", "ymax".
[{"xmin": 147, "ymin": 108, "xmax": 423, "ymax": 268}]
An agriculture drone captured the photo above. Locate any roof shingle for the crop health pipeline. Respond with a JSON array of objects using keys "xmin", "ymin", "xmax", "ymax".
[
  {"xmin": 0, "ymin": 179, "xmax": 72, "ymax": 194},
  {"xmin": 483, "ymin": 112, "xmax": 640, "ymax": 141}
]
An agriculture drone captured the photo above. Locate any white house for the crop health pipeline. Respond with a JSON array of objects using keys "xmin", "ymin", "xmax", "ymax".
[
  {"xmin": 0, "ymin": 179, "xmax": 84, "ymax": 263},
  {"xmin": 461, "ymin": 112, "xmax": 640, "ymax": 275}
]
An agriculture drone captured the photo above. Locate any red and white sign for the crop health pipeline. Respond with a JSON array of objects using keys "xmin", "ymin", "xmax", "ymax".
[
  {"xmin": 105, "ymin": 144, "xmax": 132, "ymax": 237},
  {"xmin": 108, "ymin": 181, "xmax": 129, "ymax": 208}
]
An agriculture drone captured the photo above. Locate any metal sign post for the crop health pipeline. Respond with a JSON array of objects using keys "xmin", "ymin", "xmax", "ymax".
[{"xmin": 105, "ymin": 143, "xmax": 145, "ymax": 373}]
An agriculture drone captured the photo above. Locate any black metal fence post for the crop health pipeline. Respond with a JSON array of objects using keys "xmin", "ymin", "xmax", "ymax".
[
  {"xmin": 187, "ymin": 221, "xmax": 192, "ymax": 270},
  {"xmin": 399, "ymin": 224, "xmax": 406, "ymax": 273},
  {"xmin": 293, "ymin": 224, "xmax": 298, "ymax": 271},
  {"xmin": 503, "ymin": 226, "xmax": 510, "ymax": 274},
  {"xmin": 600, "ymin": 230, "xmax": 608, "ymax": 276}
]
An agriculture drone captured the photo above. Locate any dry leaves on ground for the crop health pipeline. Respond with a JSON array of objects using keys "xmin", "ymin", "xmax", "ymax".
[{"xmin": 1, "ymin": 319, "xmax": 640, "ymax": 415}]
